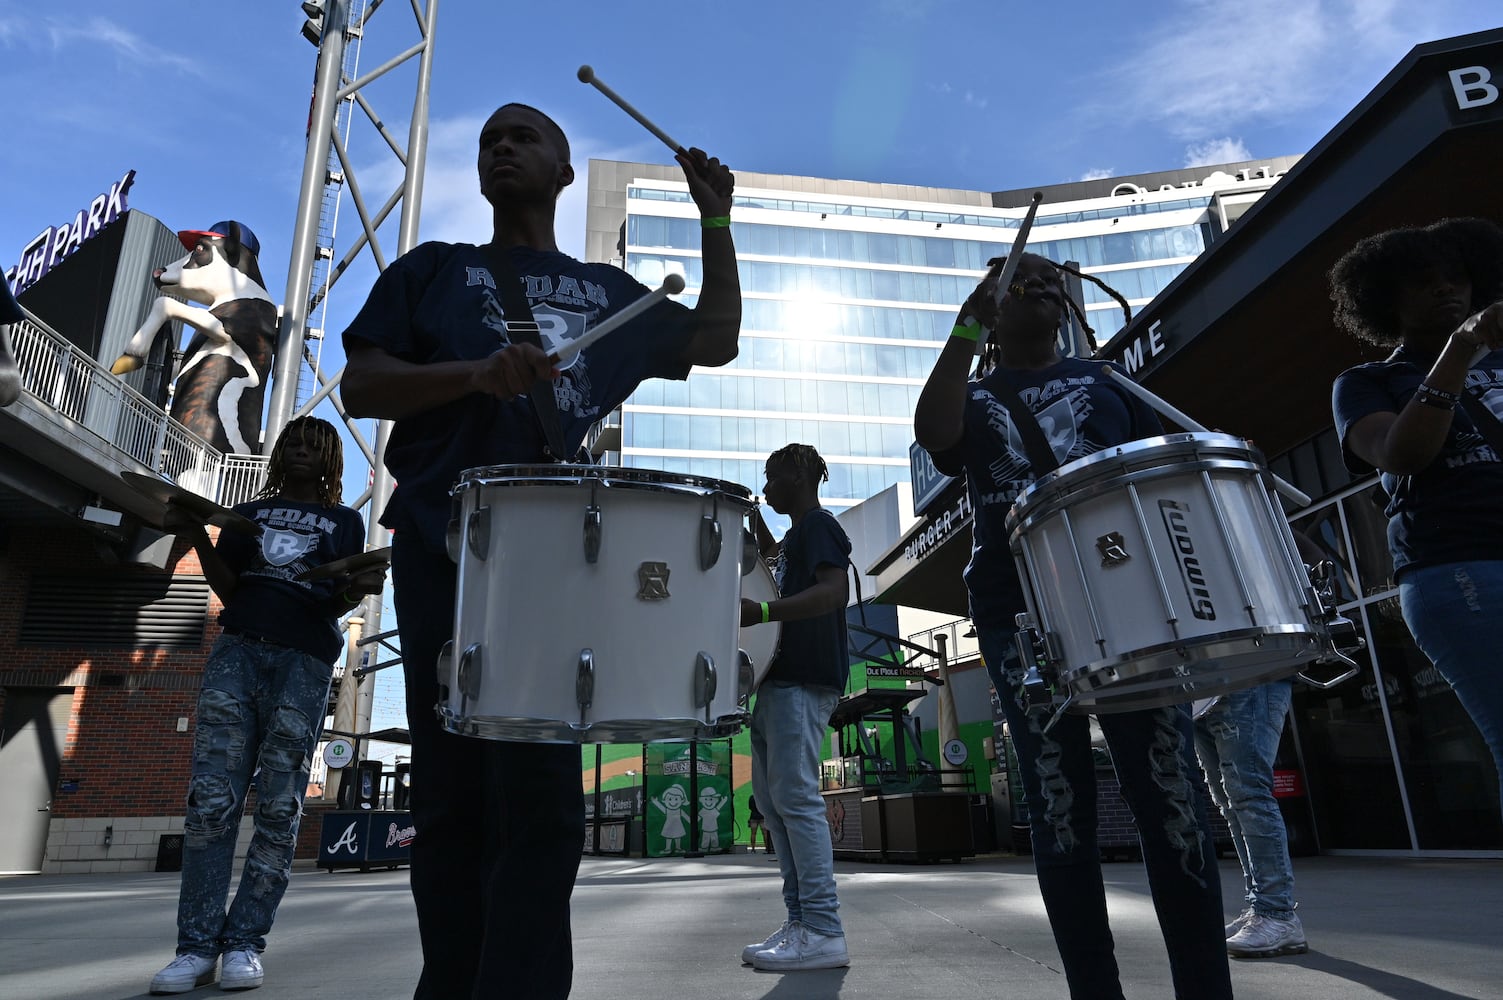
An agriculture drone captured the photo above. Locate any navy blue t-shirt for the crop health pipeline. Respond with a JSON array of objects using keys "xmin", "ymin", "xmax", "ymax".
[
  {"xmin": 765, "ymin": 508, "xmax": 852, "ymax": 691},
  {"xmin": 216, "ymin": 497, "xmax": 367, "ymax": 664},
  {"xmin": 341, "ymin": 242, "xmax": 696, "ymax": 551},
  {"xmin": 1332, "ymin": 345, "xmax": 1503, "ymax": 579},
  {"xmin": 927, "ymin": 357, "xmax": 1162, "ymax": 629}
]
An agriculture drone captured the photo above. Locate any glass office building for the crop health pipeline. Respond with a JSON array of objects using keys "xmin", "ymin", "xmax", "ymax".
[{"xmin": 584, "ymin": 156, "xmax": 1299, "ymax": 530}]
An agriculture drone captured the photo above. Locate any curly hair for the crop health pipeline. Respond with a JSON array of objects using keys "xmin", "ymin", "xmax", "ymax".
[
  {"xmin": 1327, "ymin": 220, "xmax": 1500, "ymax": 348},
  {"xmin": 767, "ymin": 443, "xmax": 829, "ymax": 484},
  {"xmin": 257, "ymin": 416, "xmax": 344, "ymax": 506}
]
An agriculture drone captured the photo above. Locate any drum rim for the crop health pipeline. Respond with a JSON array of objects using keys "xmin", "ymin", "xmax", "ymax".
[
  {"xmin": 1008, "ymin": 432, "xmax": 1263, "ymax": 521},
  {"xmin": 452, "ymin": 463, "xmax": 755, "ymax": 503},
  {"xmin": 1006, "ymin": 453, "xmax": 1277, "ymax": 537},
  {"xmin": 1054, "ymin": 624, "xmax": 1326, "ymax": 690},
  {"xmin": 437, "ymin": 706, "xmax": 748, "ymax": 743}
]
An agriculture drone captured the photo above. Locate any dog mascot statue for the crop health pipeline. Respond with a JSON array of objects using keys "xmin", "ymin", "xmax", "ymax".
[{"xmin": 112, "ymin": 220, "xmax": 277, "ymax": 455}]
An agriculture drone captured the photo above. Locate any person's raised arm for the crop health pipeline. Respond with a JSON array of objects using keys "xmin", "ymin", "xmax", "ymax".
[
  {"xmin": 676, "ymin": 147, "xmax": 741, "ymax": 368},
  {"xmin": 1347, "ymin": 303, "xmax": 1503, "ymax": 475},
  {"xmin": 164, "ymin": 508, "xmax": 240, "ymax": 604},
  {"xmin": 341, "ymin": 340, "xmax": 557, "ymax": 421},
  {"xmin": 740, "ymin": 563, "xmax": 848, "ymax": 628},
  {"xmin": 915, "ymin": 263, "xmax": 1003, "ymax": 453}
]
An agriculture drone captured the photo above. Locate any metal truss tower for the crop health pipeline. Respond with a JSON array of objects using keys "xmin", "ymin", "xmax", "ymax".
[{"xmin": 264, "ymin": 0, "xmax": 439, "ymax": 763}]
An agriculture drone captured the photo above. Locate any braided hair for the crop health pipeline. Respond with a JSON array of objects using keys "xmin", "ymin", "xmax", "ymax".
[
  {"xmin": 767, "ymin": 443, "xmax": 829, "ymax": 485},
  {"xmin": 257, "ymin": 416, "xmax": 344, "ymax": 506},
  {"xmin": 974, "ymin": 255, "xmax": 1132, "ymax": 377}
]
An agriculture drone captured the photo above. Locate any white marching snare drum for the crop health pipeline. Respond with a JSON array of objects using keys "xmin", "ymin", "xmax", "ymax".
[
  {"xmin": 739, "ymin": 558, "xmax": 781, "ymax": 698},
  {"xmin": 1009, "ymin": 433, "xmax": 1324, "ymax": 715},
  {"xmin": 438, "ymin": 465, "xmax": 757, "ymax": 743}
]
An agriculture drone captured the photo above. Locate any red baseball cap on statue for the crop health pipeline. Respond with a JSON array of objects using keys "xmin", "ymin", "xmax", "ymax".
[{"xmin": 177, "ymin": 220, "xmax": 261, "ymax": 258}]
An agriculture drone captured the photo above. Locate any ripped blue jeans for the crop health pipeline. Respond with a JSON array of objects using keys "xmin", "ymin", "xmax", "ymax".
[
  {"xmin": 176, "ymin": 633, "xmax": 332, "ymax": 957},
  {"xmin": 979, "ymin": 628, "xmax": 1230, "ymax": 1000}
]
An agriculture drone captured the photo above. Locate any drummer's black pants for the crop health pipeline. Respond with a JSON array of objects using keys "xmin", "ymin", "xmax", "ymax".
[
  {"xmin": 978, "ymin": 628, "xmax": 1233, "ymax": 1000},
  {"xmin": 393, "ymin": 535, "xmax": 585, "ymax": 1000}
]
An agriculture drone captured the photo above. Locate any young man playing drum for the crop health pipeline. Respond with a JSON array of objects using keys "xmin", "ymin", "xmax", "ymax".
[
  {"xmin": 914, "ymin": 254, "xmax": 1233, "ymax": 1000},
  {"xmin": 339, "ymin": 103, "xmax": 741, "ymax": 999},
  {"xmin": 739, "ymin": 443, "xmax": 852, "ymax": 971}
]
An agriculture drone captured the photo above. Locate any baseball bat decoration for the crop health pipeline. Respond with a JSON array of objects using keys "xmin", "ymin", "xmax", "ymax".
[
  {"xmin": 550, "ymin": 273, "xmax": 686, "ymax": 364},
  {"xmin": 577, "ymin": 65, "xmax": 687, "ymax": 156}
]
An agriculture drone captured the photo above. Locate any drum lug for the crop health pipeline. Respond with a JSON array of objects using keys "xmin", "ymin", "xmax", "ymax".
[
  {"xmin": 737, "ymin": 649, "xmax": 754, "ymax": 707},
  {"xmin": 583, "ymin": 504, "xmax": 602, "ymax": 564},
  {"xmin": 694, "ymin": 651, "xmax": 717, "ymax": 721},
  {"xmin": 457, "ymin": 642, "xmax": 482, "ymax": 711},
  {"xmin": 445, "ymin": 518, "xmax": 460, "ymax": 563},
  {"xmin": 436, "ymin": 640, "xmax": 453, "ymax": 702},
  {"xmin": 1012, "ymin": 613, "xmax": 1060, "ymax": 717},
  {"xmin": 467, "ymin": 507, "xmax": 491, "ymax": 561},
  {"xmin": 699, "ymin": 514, "xmax": 722, "ymax": 571},
  {"xmin": 576, "ymin": 649, "xmax": 595, "ymax": 723}
]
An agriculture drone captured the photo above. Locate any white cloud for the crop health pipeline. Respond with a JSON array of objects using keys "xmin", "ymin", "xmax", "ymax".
[
  {"xmin": 1, "ymin": 15, "xmax": 196, "ymax": 73},
  {"xmin": 1097, "ymin": 0, "xmax": 1484, "ymax": 140},
  {"xmin": 1183, "ymin": 137, "xmax": 1252, "ymax": 167},
  {"xmin": 1079, "ymin": 168, "xmax": 1116, "ymax": 181}
]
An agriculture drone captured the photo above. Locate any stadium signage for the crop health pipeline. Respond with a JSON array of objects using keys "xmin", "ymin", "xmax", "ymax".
[{"xmin": 4, "ymin": 169, "xmax": 136, "ymax": 293}]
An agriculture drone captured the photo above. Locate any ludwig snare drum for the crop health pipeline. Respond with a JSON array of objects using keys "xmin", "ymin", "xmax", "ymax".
[
  {"xmin": 438, "ymin": 465, "xmax": 757, "ymax": 743},
  {"xmin": 738, "ymin": 558, "xmax": 781, "ymax": 701},
  {"xmin": 1008, "ymin": 433, "xmax": 1324, "ymax": 714}
]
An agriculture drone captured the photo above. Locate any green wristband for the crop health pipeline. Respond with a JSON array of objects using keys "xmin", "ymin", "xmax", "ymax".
[
  {"xmin": 343, "ymin": 590, "xmax": 362, "ymax": 604},
  {"xmin": 951, "ymin": 322, "xmax": 981, "ymax": 342},
  {"xmin": 760, "ymin": 601, "xmax": 771, "ymax": 624},
  {"xmin": 701, "ymin": 216, "xmax": 732, "ymax": 229}
]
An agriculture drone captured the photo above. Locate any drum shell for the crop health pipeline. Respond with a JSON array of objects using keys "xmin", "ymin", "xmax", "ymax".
[
  {"xmin": 739, "ymin": 559, "xmax": 782, "ymax": 697},
  {"xmin": 1008, "ymin": 433, "xmax": 1323, "ymax": 712},
  {"xmin": 442, "ymin": 465, "xmax": 755, "ymax": 742}
]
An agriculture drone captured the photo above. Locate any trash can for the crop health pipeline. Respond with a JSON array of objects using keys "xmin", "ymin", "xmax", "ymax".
[{"xmin": 155, "ymin": 833, "xmax": 185, "ymax": 873}]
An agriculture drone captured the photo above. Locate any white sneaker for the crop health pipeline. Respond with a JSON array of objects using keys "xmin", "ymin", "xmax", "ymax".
[
  {"xmin": 149, "ymin": 953, "xmax": 217, "ymax": 994},
  {"xmin": 1225, "ymin": 906, "xmax": 1255, "ymax": 938},
  {"xmin": 741, "ymin": 920, "xmax": 793, "ymax": 964},
  {"xmin": 219, "ymin": 948, "xmax": 264, "ymax": 991},
  {"xmin": 751, "ymin": 922, "xmax": 850, "ymax": 971},
  {"xmin": 1227, "ymin": 913, "xmax": 1307, "ymax": 958}
]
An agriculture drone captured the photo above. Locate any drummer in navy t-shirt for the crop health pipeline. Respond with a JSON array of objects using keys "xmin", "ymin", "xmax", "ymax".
[
  {"xmin": 339, "ymin": 102, "xmax": 742, "ymax": 1000},
  {"xmin": 914, "ymin": 253, "xmax": 1231, "ymax": 1000}
]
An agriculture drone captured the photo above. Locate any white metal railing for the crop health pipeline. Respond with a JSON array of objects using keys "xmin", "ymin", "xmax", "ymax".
[
  {"xmin": 5, "ymin": 310, "xmax": 268, "ymax": 506},
  {"xmin": 908, "ymin": 617, "xmax": 981, "ymax": 667}
]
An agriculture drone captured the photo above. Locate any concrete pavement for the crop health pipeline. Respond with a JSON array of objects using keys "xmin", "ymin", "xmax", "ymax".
[{"xmin": 1, "ymin": 851, "xmax": 1496, "ymax": 999}]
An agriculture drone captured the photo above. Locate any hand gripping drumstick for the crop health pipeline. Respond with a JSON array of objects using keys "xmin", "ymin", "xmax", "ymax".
[
  {"xmin": 973, "ymin": 191, "xmax": 1046, "ymax": 350},
  {"xmin": 577, "ymin": 65, "xmax": 686, "ymax": 157},
  {"xmin": 1100, "ymin": 364, "xmax": 1313, "ymax": 508},
  {"xmin": 549, "ymin": 273, "xmax": 686, "ymax": 364}
]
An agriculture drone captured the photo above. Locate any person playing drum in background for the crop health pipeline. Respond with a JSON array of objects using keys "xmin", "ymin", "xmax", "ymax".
[
  {"xmin": 148, "ymin": 416, "xmax": 382, "ymax": 995},
  {"xmin": 339, "ymin": 102, "xmax": 740, "ymax": 999},
  {"xmin": 1330, "ymin": 216, "xmax": 1503, "ymax": 817},
  {"xmin": 738, "ymin": 443, "xmax": 852, "ymax": 972},
  {"xmin": 914, "ymin": 254, "xmax": 1233, "ymax": 1000}
]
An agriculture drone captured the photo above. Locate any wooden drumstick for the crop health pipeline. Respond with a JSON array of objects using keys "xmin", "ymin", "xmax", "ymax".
[
  {"xmin": 549, "ymin": 274, "xmax": 686, "ymax": 364},
  {"xmin": 577, "ymin": 65, "xmax": 686, "ymax": 156}
]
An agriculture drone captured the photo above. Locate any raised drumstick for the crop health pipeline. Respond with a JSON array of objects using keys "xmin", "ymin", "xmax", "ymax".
[
  {"xmin": 550, "ymin": 274, "xmax": 686, "ymax": 364},
  {"xmin": 577, "ymin": 65, "xmax": 686, "ymax": 156}
]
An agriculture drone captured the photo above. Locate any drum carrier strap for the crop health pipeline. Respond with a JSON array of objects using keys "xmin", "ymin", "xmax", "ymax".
[
  {"xmin": 479, "ymin": 241, "xmax": 569, "ymax": 460},
  {"xmin": 987, "ymin": 372, "xmax": 1061, "ymax": 476},
  {"xmin": 1459, "ymin": 390, "xmax": 1503, "ymax": 457}
]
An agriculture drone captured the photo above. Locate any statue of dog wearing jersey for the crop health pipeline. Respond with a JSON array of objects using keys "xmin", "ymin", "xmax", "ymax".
[{"xmin": 112, "ymin": 220, "xmax": 278, "ymax": 455}]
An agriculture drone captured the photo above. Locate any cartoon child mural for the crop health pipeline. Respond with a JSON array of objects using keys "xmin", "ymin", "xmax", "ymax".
[
  {"xmin": 651, "ymin": 784, "xmax": 690, "ymax": 854},
  {"xmin": 112, "ymin": 221, "xmax": 278, "ymax": 457},
  {"xmin": 697, "ymin": 786, "xmax": 729, "ymax": 851}
]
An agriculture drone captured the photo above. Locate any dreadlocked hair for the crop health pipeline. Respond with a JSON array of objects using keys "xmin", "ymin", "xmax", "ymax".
[
  {"xmin": 768, "ymin": 443, "xmax": 829, "ymax": 484},
  {"xmin": 1329, "ymin": 226, "xmax": 1465, "ymax": 348},
  {"xmin": 258, "ymin": 416, "xmax": 344, "ymax": 506},
  {"xmin": 973, "ymin": 255, "xmax": 1133, "ymax": 377}
]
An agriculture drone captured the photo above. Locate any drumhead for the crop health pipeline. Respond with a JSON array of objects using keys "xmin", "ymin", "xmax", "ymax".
[
  {"xmin": 1007, "ymin": 432, "xmax": 1266, "ymax": 534},
  {"xmin": 452, "ymin": 463, "xmax": 754, "ymax": 506}
]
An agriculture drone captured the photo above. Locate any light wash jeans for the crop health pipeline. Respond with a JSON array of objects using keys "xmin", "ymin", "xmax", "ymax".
[
  {"xmin": 750, "ymin": 681, "xmax": 843, "ymax": 938},
  {"xmin": 176, "ymin": 634, "xmax": 332, "ymax": 957},
  {"xmin": 1400, "ymin": 560, "xmax": 1503, "ymax": 809},
  {"xmin": 980, "ymin": 629, "xmax": 1231, "ymax": 1000},
  {"xmin": 1193, "ymin": 679, "xmax": 1296, "ymax": 920}
]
